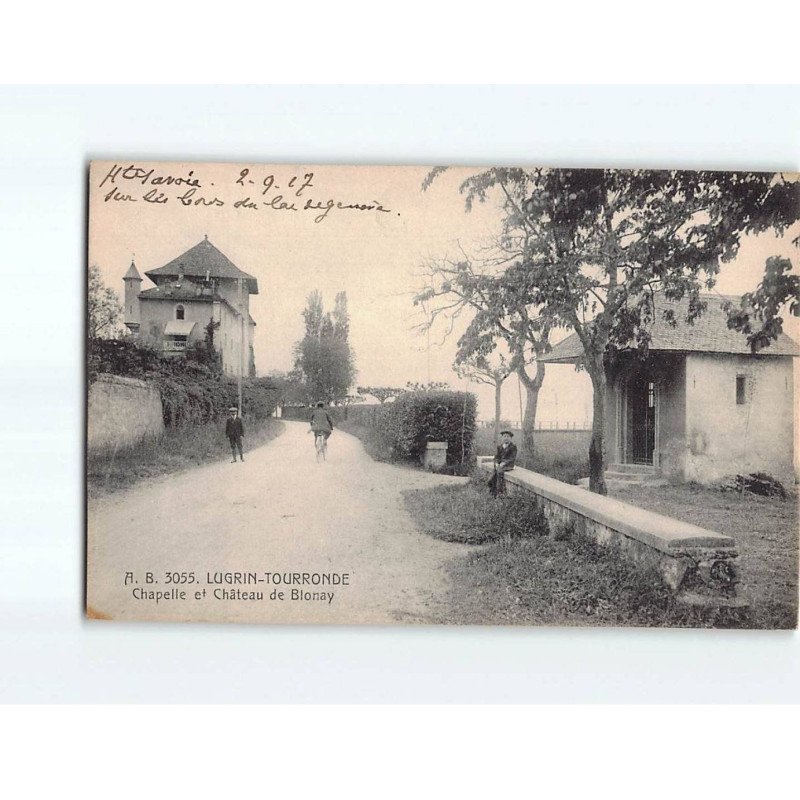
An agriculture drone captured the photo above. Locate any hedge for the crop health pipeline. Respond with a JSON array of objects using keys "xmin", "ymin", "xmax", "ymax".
[
  {"xmin": 283, "ymin": 390, "xmax": 477, "ymax": 466},
  {"xmin": 385, "ymin": 390, "xmax": 476, "ymax": 465},
  {"xmin": 89, "ymin": 338, "xmax": 278, "ymax": 427}
]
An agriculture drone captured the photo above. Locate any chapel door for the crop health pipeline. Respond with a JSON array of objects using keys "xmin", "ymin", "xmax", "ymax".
[{"xmin": 627, "ymin": 376, "xmax": 656, "ymax": 465}]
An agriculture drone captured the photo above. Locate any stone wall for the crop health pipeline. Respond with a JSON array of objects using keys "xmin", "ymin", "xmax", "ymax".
[
  {"xmin": 88, "ymin": 373, "xmax": 164, "ymax": 455},
  {"xmin": 477, "ymin": 458, "xmax": 740, "ymax": 599}
]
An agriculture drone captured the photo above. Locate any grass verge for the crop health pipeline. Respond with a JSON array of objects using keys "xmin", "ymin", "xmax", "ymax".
[
  {"xmin": 87, "ymin": 418, "xmax": 285, "ymax": 497},
  {"xmin": 338, "ymin": 419, "xmax": 471, "ymax": 475},
  {"xmin": 610, "ymin": 482, "xmax": 798, "ymax": 629},
  {"xmin": 336, "ymin": 420, "xmax": 394, "ymax": 463},
  {"xmin": 403, "ymin": 479, "xmax": 792, "ymax": 628}
]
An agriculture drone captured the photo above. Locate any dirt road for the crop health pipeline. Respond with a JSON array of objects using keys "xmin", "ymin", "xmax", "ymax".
[{"xmin": 87, "ymin": 421, "xmax": 471, "ymax": 624}]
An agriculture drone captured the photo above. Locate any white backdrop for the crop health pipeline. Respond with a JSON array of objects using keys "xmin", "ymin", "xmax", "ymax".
[{"xmin": 1, "ymin": 85, "xmax": 798, "ymax": 702}]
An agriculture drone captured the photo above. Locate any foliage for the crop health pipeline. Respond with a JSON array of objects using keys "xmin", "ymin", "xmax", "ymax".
[
  {"xmin": 336, "ymin": 417, "xmax": 396, "ymax": 464},
  {"xmin": 404, "ymin": 381, "xmax": 450, "ymax": 391},
  {"xmin": 266, "ymin": 369, "xmax": 309, "ymax": 405},
  {"xmin": 455, "ymin": 348, "xmax": 515, "ymax": 442},
  {"xmin": 88, "ymin": 337, "xmax": 161, "ymax": 380},
  {"xmin": 454, "ymin": 350, "xmax": 514, "ymax": 387},
  {"xmin": 88, "ymin": 337, "xmax": 278, "ymax": 427},
  {"xmin": 382, "ymin": 390, "xmax": 477, "ymax": 465},
  {"xmin": 723, "ymin": 256, "xmax": 800, "ymax": 351},
  {"xmin": 294, "ymin": 290, "xmax": 357, "ymax": 403},
  {"xmin": 88, "ymin": 265, "xmax": 124, "ymax": 339},
  {"xmin": 204, "ymin": 316, "xmax": 220, "ymax": 349},
  {"xmin": 356, "ymin": 386, "xmax": 404, "ymax": 403},
  {"xmin": 413, "ymin": 246, "xmax": 550, "ymax": 461},
  {"xmin": 288, "ymin": 391, "xmax": 477, "ymax": 467},
  {"xmin": 425, "ymin": 167, "xmax": 800, "ymax": 494},
  {"xmin": 183, "ymin": 318, "xmax": 223, "ymax": 371},
  {"xmin": 337, "ymin": 394, "xmax": 365, "ymax": 407}
]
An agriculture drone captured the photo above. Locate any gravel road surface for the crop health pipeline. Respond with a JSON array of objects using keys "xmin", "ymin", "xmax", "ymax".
[{"xmin": 87, "ymin": 421, "xmax": 471, "ymax": 624}]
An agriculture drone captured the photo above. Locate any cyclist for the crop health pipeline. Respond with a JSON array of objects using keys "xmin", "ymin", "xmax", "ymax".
[{"xmin": 308, "ymin": 401, "xmax": 334, "ymax": 452}]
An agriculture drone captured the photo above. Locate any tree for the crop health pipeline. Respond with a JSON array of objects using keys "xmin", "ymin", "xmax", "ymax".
[
  {"xmin": 429, "ymin": 167, "xmax": 799, "ymax": 494},
  {"xmin": 455, "ymin": 350, "xmax": 514, "ymax": 444},
  {"xmin": 88, "ymin": 264, "xmax": 124, "ymax": 339},
  {"xmin": 724, "ymin": 256, "xmax": 800, "ymax": 350},
  {"xmin": 302, "ymin": 290, "xmax": 325, "ymax": 338},
  {"xmin": 265, "ymin": 369, "xmax": 307, "ymax": 406},
  {"xmin": 294, "ymin": 290, "xmax": 357, "ymax": 403},
  {"xmin": 404, "ymin": 381, "xmax": 451, "ymax": 391},
  {"xmin": 338, "ymin": 394, "xmax": 366, "ymax": 407},
  {"xmin": 332, "ymin": 291, "xmax": 350, "ymax": 341},
  {"xmin": 185, "ymin": 317, "xmax": 222, "ymax": 371},
  {"xmin": 357, "ymin": 386, "xmax": 404, "ymax": 404},
  {"xmin": 204, "ymin": 317, "xmax": 220, "ymax": 350},
  {"xmin": 414, "ymin": 250, "xmax": 551, "ymax": 460}
]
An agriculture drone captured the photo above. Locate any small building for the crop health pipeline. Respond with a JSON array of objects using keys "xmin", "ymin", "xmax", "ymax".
[
  {"xmin": 123, "ymin": 236, "xmax": 258, "ymax": 377},
  {"xmin": 540, "ymin": 295, "xmax": 798, "ymax": 484}
]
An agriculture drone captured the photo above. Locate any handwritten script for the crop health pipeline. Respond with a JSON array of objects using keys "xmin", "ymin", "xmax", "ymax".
[{"xmin": 96, "ymin": 163, "xmax": 397, "ymax": 224}]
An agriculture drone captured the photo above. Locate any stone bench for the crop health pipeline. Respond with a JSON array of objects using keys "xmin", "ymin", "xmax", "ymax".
[{"xmin": 476, "ymin": 457, "xmax": 739, "ymax": 598}]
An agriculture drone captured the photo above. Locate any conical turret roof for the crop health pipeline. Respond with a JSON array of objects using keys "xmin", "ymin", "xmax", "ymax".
[{"xmin": 123, "ymin": 260, "xmax": 141, "ymax": 280}]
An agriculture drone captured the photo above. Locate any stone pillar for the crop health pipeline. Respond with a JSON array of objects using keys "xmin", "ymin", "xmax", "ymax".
[{"xmin": 422, "ymin": 441, "xmax": 448, "ymax": 470}]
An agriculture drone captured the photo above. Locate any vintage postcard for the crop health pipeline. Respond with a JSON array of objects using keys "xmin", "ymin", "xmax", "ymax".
[{"xmin": 86, "ymin": 161, "xmax": 799, "ymax": 628}]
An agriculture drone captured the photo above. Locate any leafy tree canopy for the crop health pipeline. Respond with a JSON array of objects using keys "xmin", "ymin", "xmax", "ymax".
[
  {"xmin": 88, "ymin": 264, "xmax": 124, "ymax": 340},
  {"xmin": 425, "ymin": 166, "xmax": 799, "ymax": 493},
  {"xmin": 357, "ymin": 386, "xmax": 405, "ymax": 404},
  {"xmin": 294, "ymin": 290, "xmax": 356, "ymax": 404}
]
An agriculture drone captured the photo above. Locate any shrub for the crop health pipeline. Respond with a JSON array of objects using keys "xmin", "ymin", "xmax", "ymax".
[
  {"xmin": 88, "ymin": 337, "xmax": 278, "ymax": 428},
  {"xmin": 383, "ymin": 390, "xmax": 477, "ymax": 465},
  {"xmin": 283, "ymin": 392, "xmax": 477, "ymax": 467}
]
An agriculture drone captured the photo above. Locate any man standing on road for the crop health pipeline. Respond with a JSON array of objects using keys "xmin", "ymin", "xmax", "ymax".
[
  {"xmin": 225, "ymin": 406, "xmax": 245, "ymax": 463},
  {"xmin": 488, "ymin": 430, "xmax": 517, "ymax": 497}
]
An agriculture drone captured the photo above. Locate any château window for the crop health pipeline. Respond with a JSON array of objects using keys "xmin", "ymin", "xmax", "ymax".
[
  {"xmin": 176, "ymin": 305, "xmax": 185, "ymax": 320},
  {"xmin": 736, "ymin": 375, "xmax": 746, "ymax": 405}
]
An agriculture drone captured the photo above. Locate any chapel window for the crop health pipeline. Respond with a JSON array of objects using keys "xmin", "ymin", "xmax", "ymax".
[
  {"xmin": 736, "ymin": 375, "xmax": 747, "ymax": 405},
  {"xmin": 176, "ymin": 305, "xmax": 185, "ymax": 320}
]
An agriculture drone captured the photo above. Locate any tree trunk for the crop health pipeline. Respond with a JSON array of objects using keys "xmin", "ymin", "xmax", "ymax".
[
  {"xmin": 522, "ymin": 383, "xmax": 540, "ymax": 460},
  {"xmin": 517, "ymin": 361, "xmax": 545, "ymax": 463},
  {"xmin": 588, "ymin": 366, "xmax": 607, "ymax": 495},
  {"xmin": 493, "ymin": 379, "xmax": 502, "ymax": 444}
]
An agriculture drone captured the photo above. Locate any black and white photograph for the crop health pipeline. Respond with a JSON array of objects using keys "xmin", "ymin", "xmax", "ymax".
[{"xmin": 86, "ymin": 159, "xmax": 799, "ymax": 629}]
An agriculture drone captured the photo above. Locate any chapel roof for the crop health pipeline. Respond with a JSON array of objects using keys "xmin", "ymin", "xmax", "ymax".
[
  {"xmin": 539, "ymin": 293, "xmax": 799, "ymax": 364},
  {"xmin": 144, "ymin": 236, "xmax": 259, "ymax": 294}
]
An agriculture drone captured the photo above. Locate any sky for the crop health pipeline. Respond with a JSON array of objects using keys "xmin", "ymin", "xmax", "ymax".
[{"xmin": 89, "ymin": 161, "xmax": 799, "ymax": 425}]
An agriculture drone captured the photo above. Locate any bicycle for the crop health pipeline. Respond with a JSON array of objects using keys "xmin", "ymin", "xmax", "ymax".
[{"xmin": 313, "ymin": 431, "xmax": 328, "ymax": 462}]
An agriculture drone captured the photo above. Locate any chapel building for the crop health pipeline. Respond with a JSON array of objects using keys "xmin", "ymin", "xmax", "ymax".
[{"xmin": 540, "ymin": 293, "xmax": 798, "ymax": 484}]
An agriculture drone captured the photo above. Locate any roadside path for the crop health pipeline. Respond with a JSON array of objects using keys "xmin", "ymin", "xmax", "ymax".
[{"xmin": 87, "ymin": 421, "xmax": 470, "ymax": 624}]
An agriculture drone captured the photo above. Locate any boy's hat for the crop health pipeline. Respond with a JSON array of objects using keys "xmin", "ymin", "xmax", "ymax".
[
  {"xmin": 500, "ymin": 430, "xmax": 514, "ymax": 436},
  {"xmin": 228, "ymin": 407, "xmax": 238, "ymax": 412}
]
